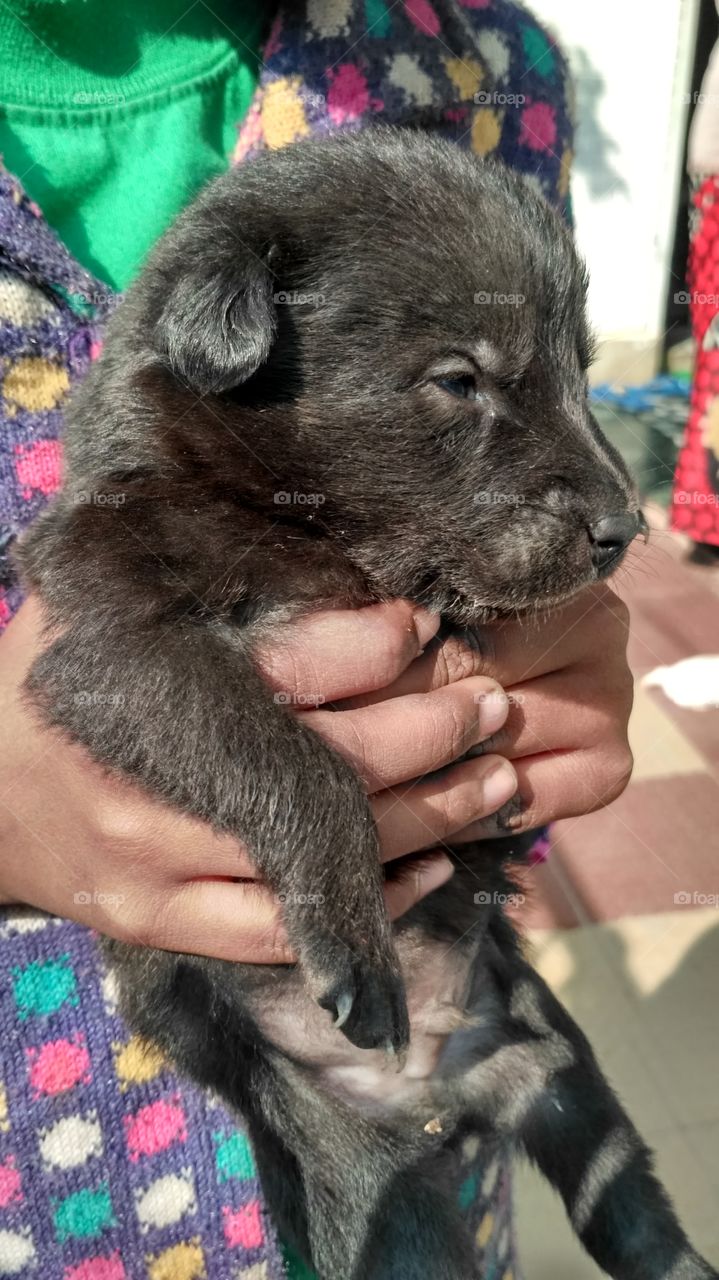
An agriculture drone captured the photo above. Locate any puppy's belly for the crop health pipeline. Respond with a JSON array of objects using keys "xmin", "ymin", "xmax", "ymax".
[{"xmin": 258, "ymin": 938, "xmax": 475, "ymax": 1117}]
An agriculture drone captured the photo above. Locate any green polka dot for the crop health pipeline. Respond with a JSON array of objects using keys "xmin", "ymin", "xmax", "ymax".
[
  {"xmin": 522, "ymin": 26, "xmax": 556, "ymax": 78},
  {"xmin": 213, "ymin": 1131, "xmax": 256, "ymax": 1182},
  {"xmin": 12, "ymin": 956, "xmax": 78, "ymax": 1019},
  {"xmin": 458, "ymin": 1171, "xmax": 479, "ymax": 1211},
  {"xmin": 282, "ymin": 1242, "xmax": 317, "ymax": 1280},
  {"xmin": 365, "ymin": 0, "xmax": 391, "ymax": 38},
  {"xmin": 53, "ymin": 1184, "xmax": 115, "ymax": 1242}
]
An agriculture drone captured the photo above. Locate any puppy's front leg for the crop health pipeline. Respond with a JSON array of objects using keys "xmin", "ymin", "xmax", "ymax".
[{"xmin": 25, "ymin": 612, "xmax": 409, "ymax": 1053}]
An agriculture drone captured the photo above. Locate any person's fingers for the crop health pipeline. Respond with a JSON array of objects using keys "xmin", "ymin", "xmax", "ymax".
[
  {"xmin": 466, "ymin": 672, "xmax": 623, "ymax": 761},
  {"xmin": 452, "ymin": 742, "xmax": 633, "ymax": 840},
  {"xmin": 338, "ymin": 583, "xmax": 629, "ymax": 705},
  {"xmin": 304, "ymin": 678, "xmax": 510, "ymax": 790},
  {"xmin": 371, "ymin": 756, "xmax": 517, "ymax": 858},
  {"xmin": 129, "ymin": 850, "xmax": 457, "ymax": 963},
  {"xmin": 383, "ymin": 851, "xmax": 455, "ymax": 920},
  {"xmin": 254, "ymin": 600, "xmax": 439, "ymax": 703}
]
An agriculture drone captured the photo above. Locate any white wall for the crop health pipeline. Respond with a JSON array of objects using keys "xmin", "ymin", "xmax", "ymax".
[{"xmin": 536, "ymin": 0, "xmax": 701, "ymax": 376}]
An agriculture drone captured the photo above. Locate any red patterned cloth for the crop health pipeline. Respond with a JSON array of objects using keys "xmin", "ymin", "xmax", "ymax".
[{"xmin": 671, "ymin": 176, "xmax": 719, "ymax": 544}]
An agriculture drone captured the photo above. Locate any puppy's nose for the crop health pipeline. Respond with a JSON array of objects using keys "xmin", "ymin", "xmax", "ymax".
[{"xmin": 588, "ymin": 511, "xmax": 645, "ymax": 573}]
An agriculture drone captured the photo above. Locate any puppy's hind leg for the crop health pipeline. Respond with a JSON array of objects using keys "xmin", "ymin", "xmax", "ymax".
[
  {"xmin": 454, "ymin": 963, "xmax": 718, "ymax": 1280},
  {"xmin": 253, "ymin": 1059, "xmax": 476, "ymax": 1280}
]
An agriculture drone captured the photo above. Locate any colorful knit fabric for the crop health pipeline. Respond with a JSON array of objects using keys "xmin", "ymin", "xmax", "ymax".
[
  {"xmin": 671, "ymin": 175, "xmax": 719, "ymax": 546},
  {"xmin": 0, "ymin": 3, "xmax": 574, "ymax": 1276}
]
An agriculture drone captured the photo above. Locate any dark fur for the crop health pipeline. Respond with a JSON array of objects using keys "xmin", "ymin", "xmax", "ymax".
[{"xmin": 19, "ymin": 130, "xmax": 716, "ymax": 1279}]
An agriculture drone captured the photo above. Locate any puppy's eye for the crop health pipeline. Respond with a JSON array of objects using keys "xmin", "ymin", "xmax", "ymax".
[{"xmin": 436, "ymin": 374, "xmax": 478, "ymax": 401}]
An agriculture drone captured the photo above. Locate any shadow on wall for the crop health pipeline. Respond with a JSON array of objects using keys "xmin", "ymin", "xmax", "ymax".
[{"xmin": 568, "ymin": 45, "xmax": 628, "ymax": 200}]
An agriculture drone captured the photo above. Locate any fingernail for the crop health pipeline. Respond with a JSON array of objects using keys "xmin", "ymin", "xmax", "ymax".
[
  {"xmin": 412, "ymin": 607, "xmax": 440, "ymax": 649},
  {"xmin": 481, "ymin": 761, "xmax": 517, "ymax": 811},
  {"xmin": 416, "ymin": 853, "xmax": 455, "ymax": 894},
  {"xmin": 475, "ymin": 685, "xmax": 509, "ymax": 735}
]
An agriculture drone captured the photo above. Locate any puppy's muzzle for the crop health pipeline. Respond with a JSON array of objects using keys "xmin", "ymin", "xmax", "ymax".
[{"xmin": 588, "ymin": 510, "xmax": 647, "ymax": 575}]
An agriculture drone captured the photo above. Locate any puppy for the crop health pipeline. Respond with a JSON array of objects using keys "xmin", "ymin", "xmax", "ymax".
[{"xmin": 19, "ymin": 129, "xmax": 717, "ymax": 1280}]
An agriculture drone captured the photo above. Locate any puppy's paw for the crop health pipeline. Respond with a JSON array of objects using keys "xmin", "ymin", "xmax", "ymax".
[{"xmin": 308, "ymin": 940, "xmax": 410, "ymax": 1053}]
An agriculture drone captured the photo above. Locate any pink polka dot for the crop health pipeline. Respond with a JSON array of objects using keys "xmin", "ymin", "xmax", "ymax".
[
  {"xmin": 223, "ymin": 1201, "xmax": 264, "ymax": 1249},
  {"xmin": 89, "ymin": 339, "xmax": 104, "ymax": 362},
  {"xmin": 326, "ymin": 64, "xmax": 371, "ymax": 124},
  {"xmin": 124, "ymin": 1099, "xmax": 187, "ymax": 1160},
  {"xmin": 28, "ymin": 1036, "xmax": 91, "ymax": 1097},
  {"xmin": 0, "ymin": 1158, "xmax": 22, "ymax": 1207},
  {"xmin": 64, "ymin": 1254, "xmax": 126, "ymax": 1280},
  {"xmin": 403, "ymin": 0, "xmax": 441, "ymax": 34},
  {"xmin": 0, "ymin": 596, "xmax": 12, "ymax": 629},
  {"xmin": 519, "ymin": 101, "xmax": 557, "ymax": 152},
  {"xmin": 14, "ymin": 439, "xmax": 63, "ymax": 500}
]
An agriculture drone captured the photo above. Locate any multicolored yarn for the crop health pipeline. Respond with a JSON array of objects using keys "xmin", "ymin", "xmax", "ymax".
[{"xmin": 0, "ymin": 2, "xmax": 573, "ymax": 1275}]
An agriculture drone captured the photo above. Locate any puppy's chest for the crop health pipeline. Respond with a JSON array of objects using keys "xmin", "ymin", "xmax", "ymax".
[{"xmin": 258, "ymin": 938, "xmax": 476, "ymax": 1117}]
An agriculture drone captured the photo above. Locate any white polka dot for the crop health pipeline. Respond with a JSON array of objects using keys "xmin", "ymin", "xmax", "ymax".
[
  {"xmin": 101, "ymin": 969, "xmax": 120, "ymax": 1015},
  {"xmin": 389, "ymin": 53, "xmax": 435, "ymax": 107},
  {"xmin": 477, "ymin": 30, "xmax": 511, "ymax": 82},
  {"xmin": 0, "ymin": 1229, "xmax": 36, "ymax": 1275},
  {"xmin": 134, "ymin": 1172, "xmax": 197, "ymax": 1232},
  {"xmin": 462, "ymin": 1134, "xmax": 482, "ymax": 1163},
  {"xmin": 482, "ymin": 1158, "xmax": 499, "ymax": 1196},
  {"xmin": 307, "ymin": 0, "xmax": 353, "ymax": 37},
  {"xmin": 39, "ymin": 1113, "xmax": 103, "ymax": 1170},
  {"xmin": 0, "ymin": 907, "xmax": 57, "ymax": 936}
]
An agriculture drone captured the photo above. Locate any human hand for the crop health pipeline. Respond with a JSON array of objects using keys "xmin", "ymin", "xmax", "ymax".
[
  {"xmin": 341, "ymin": 582, "xmax": 634, "ymax": 838},
  {"xmin": 0, "ymin": 596, "xmax": 516, "ymax": 961}
]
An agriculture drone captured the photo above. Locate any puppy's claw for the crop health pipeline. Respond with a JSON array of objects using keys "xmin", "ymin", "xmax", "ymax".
[{"xmin": 333, "ymin": 991, "xmax": 354, "ymax": 1030}]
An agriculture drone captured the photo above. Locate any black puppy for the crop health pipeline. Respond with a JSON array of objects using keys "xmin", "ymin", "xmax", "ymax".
[{"xmin": 19, "ymin": 129, "xmax": 716, "ymax": 1280}]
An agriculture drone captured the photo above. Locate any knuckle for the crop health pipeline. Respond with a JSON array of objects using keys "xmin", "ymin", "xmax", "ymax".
[
  {"xmin": 434, "ymin": 636, "xmax": 481, "ymax": 687},
  {"xmin": 92, "ymin": 797, "xmax": 153, "ymax": 852}
]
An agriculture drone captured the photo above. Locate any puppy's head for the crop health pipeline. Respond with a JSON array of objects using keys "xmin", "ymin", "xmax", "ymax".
[{"xmin": 142, "ymin": 128, "xmax": 641, "ymax": 621}]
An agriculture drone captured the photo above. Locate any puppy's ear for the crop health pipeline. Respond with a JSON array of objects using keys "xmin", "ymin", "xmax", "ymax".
[{"xmin": 153, "ymin": 246, "xmax": 277, "ymax": 396}]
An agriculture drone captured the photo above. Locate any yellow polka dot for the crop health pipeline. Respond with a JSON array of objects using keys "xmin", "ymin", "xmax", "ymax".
[
  {"xmin": 471, "ymin": 109, "xmax": 502, "ymax": 157},
  {"xmin": 261, "ymin": 77, "xmax": 310, "ymax": 150},
  {"xmin": 559, "ymin": 147, "xmax": 573, "ymax": 200},
  {"xmin": 113, "ymin": 1034, "xmax": 167, "ymax": 1091},
  {"xmin": 146, "ymin": 1239, "xmax": 206, "ymax": 1280},
  {"xmin": 0, "ymin": 1082, "xmax": 8, "ymax": 1132},
  {"xmin": 444, "ymin": 56, "xmax": 484, "ymax": 100},
  {"xmin": 476, "ymin": 1211, "xmax": 494, "ymax": 1248},
  {"xmin": 3, "ymin": 357, "xmax": 69, "ymax": 411},
  {"xmin": 502, "ymin": 1271, "xmax": 514, "ymax": 1280},
  {"xmin": 702, "ymin": 397, "xmax": 719, "ymax": 455}
]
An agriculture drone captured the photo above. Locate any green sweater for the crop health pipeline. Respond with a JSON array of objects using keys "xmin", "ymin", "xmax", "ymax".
[{"xmin": 0, "ymin": 0, "xmax": 267, "ymax": 288}]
